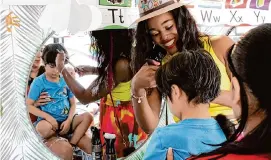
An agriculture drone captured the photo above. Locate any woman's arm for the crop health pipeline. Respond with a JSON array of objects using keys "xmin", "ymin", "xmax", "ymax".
[
  {"xmin": 26, "ymin": 98, "xmax": 51, "ymax": 119},
  {"xmin": 132, "ymin": 88, "xmax": 161, "ymax": 134},
  {"xmin": 212, "ymin": 90, "xmax": 234, "ymax": 107},
  {"xmin": 60, "ymin": 67, "xmax": 107, "ymax": 105},
  {"xmin": 211, "ymin": 35, "xmax": 234, "ymax": 78},
  {"xmin": 75, "ymin": 65, "xmax": 99, "ymax": 77},
  {"xmin": 211, "ymin": 35, "xmax": 235, "ymax": 107},
  {"xmin": 131, "ymin": 64, "xmax": 161, "ymax": 134},
  {"xmin": 56, "ymin": 53, "xmax": 107, "ymax": 105}
]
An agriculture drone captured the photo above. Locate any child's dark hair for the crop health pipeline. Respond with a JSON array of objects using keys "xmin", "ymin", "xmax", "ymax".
[
  {"xmin": 156, "ymin": 49, "xmax": 236, "ymax": 139},
  {"xmin": 42, "ymin": 43, "xmax": 68, "ymax": 65},
  {"xmin": 156, "ymin": 50, "xmax": 220, "ymax": 104},
  {"xmin": 215, "ymin": 114, "xmax": 235, "ymax": 139}
]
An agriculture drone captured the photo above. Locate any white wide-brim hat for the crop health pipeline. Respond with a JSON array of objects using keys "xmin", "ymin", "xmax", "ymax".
[{"xmin": 131, "ymin": 0, "xmax": 187, "ymax": 26}]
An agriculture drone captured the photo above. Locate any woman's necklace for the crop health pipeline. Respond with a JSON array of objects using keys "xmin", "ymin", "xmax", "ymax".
[{"xmin": 163, "ymin": 53, "xmax": 174, "ymax": 63}]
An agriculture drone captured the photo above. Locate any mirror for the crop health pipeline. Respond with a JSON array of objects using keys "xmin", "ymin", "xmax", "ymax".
[
  {"xmin": 24, "ymin": 30, "xmax": 155, "ymax": 159},
  {"xmin": 0, "ymin": 4, "xmax": 169, "ymax": 160},
  {"xmin": 1, "ymin": 3, "xmax": 248, "ymax": 160}
]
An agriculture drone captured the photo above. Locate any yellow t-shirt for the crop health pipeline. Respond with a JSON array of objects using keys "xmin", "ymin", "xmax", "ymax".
[
  {"xmin": 105, "ymin": 80, "xmax": 131, "ymax": 106},
  {"xmin": 162, "ymin": 36, "xmax": 233, "ymax": 122}
]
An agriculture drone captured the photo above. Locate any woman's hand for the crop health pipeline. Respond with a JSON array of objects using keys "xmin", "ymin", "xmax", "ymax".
[
  {"xmin": 34, "ymin": 92, "xmax": 51, "ymax": 107},
  {"xmin": 56, "ymin": 51, "xmax": 66, "ymax": 73},
  {"xmin": 131, "ymin": 62, "xmax": 160, "ymax": 93},
  {"xmin": 167, "ymin": 148, "xmax": 173, "ymax": 160}
]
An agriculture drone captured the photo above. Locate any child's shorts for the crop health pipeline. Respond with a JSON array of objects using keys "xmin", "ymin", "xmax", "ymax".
[{"xmin": 33, "ymin": 114, "xmax": 78, "ymax": 137}]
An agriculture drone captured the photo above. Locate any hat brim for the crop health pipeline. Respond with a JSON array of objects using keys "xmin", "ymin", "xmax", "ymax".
[{"xmin": 130, "ymin": 1, "xmax": 185, "ymax": 28}]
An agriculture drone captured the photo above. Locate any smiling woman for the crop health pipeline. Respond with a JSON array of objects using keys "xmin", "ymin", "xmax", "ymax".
[
  {"xmin": 131, "ymin": 0, "xmax": 235, "ymax": 136},
  {"xmin": 147, "ymin": 12, "xmax": 179, "ymax": 54}
]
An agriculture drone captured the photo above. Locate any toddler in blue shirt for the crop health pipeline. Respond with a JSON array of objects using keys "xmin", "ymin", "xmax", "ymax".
[{"xmin": 26, "ymin": 43, "xmax": 93, "ymax": 150}]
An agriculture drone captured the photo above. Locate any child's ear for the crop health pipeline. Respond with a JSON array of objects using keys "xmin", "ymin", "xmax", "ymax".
[{"xmin": 171, "ymin": 84, "xmax": 182, "ymax": 99}]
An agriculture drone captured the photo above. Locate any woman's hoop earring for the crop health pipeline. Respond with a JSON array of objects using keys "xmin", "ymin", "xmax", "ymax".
[
  {"xmin": 132, "ymin": 40, "xmax": 136, "ymax": 47},
  {"xmin": 153, "ymin": 42, "xmax": 156, "ymax": 49}
]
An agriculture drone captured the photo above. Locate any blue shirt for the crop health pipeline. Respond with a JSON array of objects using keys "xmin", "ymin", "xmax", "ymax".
[
  {"xmin": 143, "ymin": 118, "xmax": 226, "ymax": 160},
  {"xmin": 28, "ymin": 74, "xmax": 74, "ymax": 122}
]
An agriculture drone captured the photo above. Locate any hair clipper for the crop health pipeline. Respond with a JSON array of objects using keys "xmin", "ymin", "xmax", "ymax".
[{"xmin": 146, "ymin": 45, "xmax": 167, "ymax": 66}]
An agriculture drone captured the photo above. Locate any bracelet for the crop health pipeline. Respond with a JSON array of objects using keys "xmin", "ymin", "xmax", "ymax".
[{"xmin": 131, "ymin": 91, "xmax": 146, "ymax": 103}]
